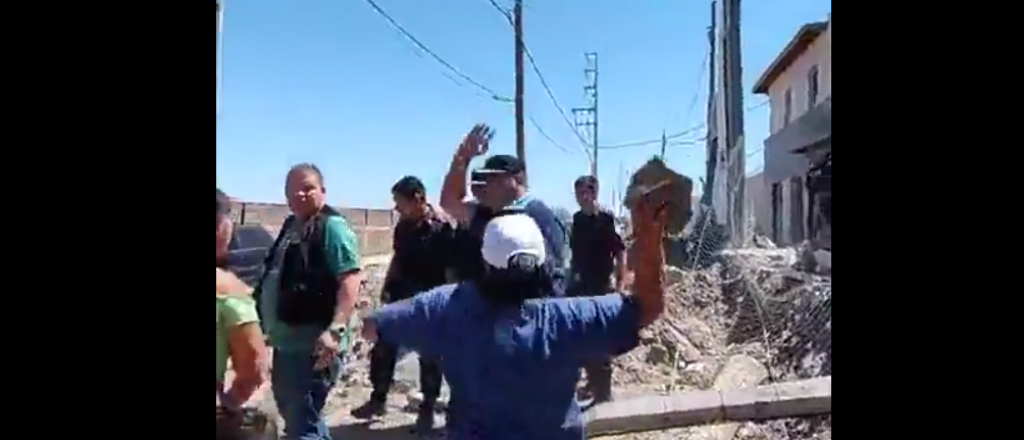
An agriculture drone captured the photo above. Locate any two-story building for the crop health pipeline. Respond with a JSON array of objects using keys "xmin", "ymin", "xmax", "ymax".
[{"xmin": 749, "ymin": 16, "xmax": 832, "ymax": 247}]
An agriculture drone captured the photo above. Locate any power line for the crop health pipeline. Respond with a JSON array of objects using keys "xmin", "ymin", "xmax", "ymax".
[
  {"xmin": 528, "ymin": 116, "xmax": 574, "ymax": 154},
  {"xmin": 601, "ymin": 125, "xmax": 706, "ymax": 149},
  {"xmin": 363, "ymin": 0, "xmax": 511, "ymax": 102},
  {"xmin": 597, "ymin": 100, "xmax": 769, "ymax": 150},
  {"xmin": 484, "ymin": 0, "xmax": 512, "ymax": 21},
  {"xmin": 482, "ymin": 0, "xmax": 591, "ymax": 158},
  {"xmin": 523, "ymin": 47, "xmax": 592, "ymax": 149},
  {"xmin": 676, "ymin": 51, "xmax": 710, "ymax": 129},
  {"xmin": 601, "ymin": 136, "xmax": 707, "ymax": 150}
]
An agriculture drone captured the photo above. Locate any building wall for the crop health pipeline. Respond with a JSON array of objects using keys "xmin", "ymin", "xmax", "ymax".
[
  {"xmin": 228, "ymin": 201, "xmax": 397, "ymax": 257},
  {"xmin": 756, "ymin": 19, "xmax": 831, "ymax": 246},
  {"xmin": 766, "ymin": 28, "xmax": 832, "ymax": 134},
  {"xmin": 744, "ymin": 172, "xmax": 772, "ymax": 237}
]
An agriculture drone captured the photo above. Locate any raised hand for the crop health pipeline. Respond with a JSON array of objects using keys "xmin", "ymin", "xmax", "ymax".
[
  {"xmin": 456, "ymin": 123, "xmax": 495, "ymax": 160},
  {"xmin": 630, "ymin": 181, "xmax": 669, "ymax": 241}
]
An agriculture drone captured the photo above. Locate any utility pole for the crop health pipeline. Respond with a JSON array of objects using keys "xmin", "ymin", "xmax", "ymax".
[
  {"xmin": 717, "ymin": 0, "xmax": 747, "ymax": 245},
  {"xmin": 702, "ymin": 1, "xmax": 718, "ymax": 207},
  {"xmin": 513, "ymin": 0, "xmax": 527, "ymax": 184},
  {"xmin": 573, "ymin": 53, "xmax": 599, "ymax": 177}
]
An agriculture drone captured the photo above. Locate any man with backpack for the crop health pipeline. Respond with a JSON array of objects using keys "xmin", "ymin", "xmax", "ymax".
[{"xmin": 257, "ymin": 163, "xmax": 363, "ymax": 440}]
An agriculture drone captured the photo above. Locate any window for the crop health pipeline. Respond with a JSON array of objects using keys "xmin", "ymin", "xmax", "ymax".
[
  {"xmin": 807, "ymin": 65, "xmax": 820, "ymax": 107},
  {"xmin": 783, "ymin": 88, "xmax": 794, "ymax": 124}
]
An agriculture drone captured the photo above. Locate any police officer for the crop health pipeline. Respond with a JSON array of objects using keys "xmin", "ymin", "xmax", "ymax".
[
  {"xmin": 350, "ymin": 176, "xmax": 456, "ymax": 434},
  {"xmin": 569, "ymin": 175, "xmax": 628, "ymax": 404}
]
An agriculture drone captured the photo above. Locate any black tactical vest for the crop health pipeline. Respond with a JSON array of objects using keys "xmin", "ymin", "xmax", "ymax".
[{"xmin": 276, "ymin": 206, "xmax": 343, "ymax": 327}]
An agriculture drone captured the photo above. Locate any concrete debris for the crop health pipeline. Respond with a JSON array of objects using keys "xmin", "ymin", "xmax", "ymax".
[{"xmin": 604, "ymin": 245, "xmax": 831, "ymax": 439}]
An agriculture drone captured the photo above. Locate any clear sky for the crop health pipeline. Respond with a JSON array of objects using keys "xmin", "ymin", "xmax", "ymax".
[{"xmin": 216, "ymin": 0, "xmax": 831, "ymax": 210}]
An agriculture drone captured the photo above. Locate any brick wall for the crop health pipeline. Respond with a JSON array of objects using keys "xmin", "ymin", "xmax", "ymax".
[{"xmin": 230, "ymin": 202, "xmax": 396, "ymax": 257}]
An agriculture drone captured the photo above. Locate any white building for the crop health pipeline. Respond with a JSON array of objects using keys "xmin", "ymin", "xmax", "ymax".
[{"xmin": 747, "ymin": 16, "xmax": 832, "ymax": 246}]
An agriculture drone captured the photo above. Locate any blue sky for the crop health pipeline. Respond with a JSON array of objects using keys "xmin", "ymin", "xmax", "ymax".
[{"xmin": 216, "ymin": 0, "xmax": 831, "ymax": 210}]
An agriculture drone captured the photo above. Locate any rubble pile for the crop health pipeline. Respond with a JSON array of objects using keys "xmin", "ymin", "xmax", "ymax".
[{"xmin": 608, "ymin": 244, "xmax": 832, "ymax": 439}]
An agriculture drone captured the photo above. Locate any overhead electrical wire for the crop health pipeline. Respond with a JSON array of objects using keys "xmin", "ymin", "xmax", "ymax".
[
  {"xmin": 366, "ymin": 0, "xmax": 575, "ymax": 157},
  {"xmin": 523, "ymin": 47, "xmax": 593, "ymax": 152},
  {"xmin": 600, "ymin": 126, "xmax": 706, "ymax": 149},
  {"xmin": 485, "ymin": 0, "xmax": 513, "ymax": 21},
  {"xmin": 363, "ymin": 0, "xmax": 511, "ymax": 102},
  {"xmin": 598, "ymin": 100, "xmax": 770, "ymax": 150},
  {"xmin": 481, "ymin": 0, "xmax": 591, "ymax": 158},
  {"xmin": 529, "ymin": 116, "xmax": 574, "ymax": 154}
]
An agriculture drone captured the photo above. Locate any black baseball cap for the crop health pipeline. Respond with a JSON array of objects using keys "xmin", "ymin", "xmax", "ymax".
[{"xmin": 477, "ymin": 155, "xmax": 525, "ymax": 175}]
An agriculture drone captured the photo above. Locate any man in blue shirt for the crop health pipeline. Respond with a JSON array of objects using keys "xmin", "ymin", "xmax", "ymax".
[
  {"xmin": 360, "ymin": 197, "xmax": 668, "ymax": 440},
  {"xmin": 439, "ymin": 124, "xmax": 568, "ymax": 296}
]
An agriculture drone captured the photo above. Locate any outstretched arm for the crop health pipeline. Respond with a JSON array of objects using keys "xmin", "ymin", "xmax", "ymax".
[{"xmin": 362, "ymin": 286, "xmax": 453, "ymax": 359}]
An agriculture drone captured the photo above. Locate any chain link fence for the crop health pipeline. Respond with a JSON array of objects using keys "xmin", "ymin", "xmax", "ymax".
[
  {"xmin": 669, "ymin": 199, "xmax": 832, "ymax": 384},
  {"xmin": 673, "ymin": 200, "xmax": 832, "ymax": 439}
]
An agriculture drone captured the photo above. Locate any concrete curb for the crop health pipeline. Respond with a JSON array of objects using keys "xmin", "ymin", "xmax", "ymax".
[{"xmin": 584, "ymin": 376, "xmax": 831, "ymax": 437}]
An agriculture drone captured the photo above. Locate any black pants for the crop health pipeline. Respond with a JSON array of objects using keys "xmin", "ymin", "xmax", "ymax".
[
  {"xmin": 368, "ymin": 341, "xmax": 443, "ymax": 405},
  {"xmin": 569, "ymin": 276, "xmax": 614, "ymax": 398}
]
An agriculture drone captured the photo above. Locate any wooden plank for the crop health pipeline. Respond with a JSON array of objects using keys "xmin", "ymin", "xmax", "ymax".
[{"xmin": 585, "ymin": 376, "xmax": 831, "ymax": 437}]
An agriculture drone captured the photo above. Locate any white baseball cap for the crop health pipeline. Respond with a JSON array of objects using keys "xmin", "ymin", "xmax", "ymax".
[{"xmin": 481, "ymin": 213, "xmax": 547, "ymax": 269}]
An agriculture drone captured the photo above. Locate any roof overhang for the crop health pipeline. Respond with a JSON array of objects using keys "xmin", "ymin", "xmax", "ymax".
[{"xmin": 752, "ymin": 21, "xmax": 828, "ymax": 95}]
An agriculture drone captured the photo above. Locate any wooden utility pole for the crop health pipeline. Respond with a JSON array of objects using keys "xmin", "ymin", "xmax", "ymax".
[
  {"xmin": 719, "ymin": 0, "xmax": 747, "ymax": 245},
  {"xmin": 702, "ymin": 1, "xmax": 718, "ymax": 207},
  {"xmin": 513, "ymin": 0, "xmax": 526, "ymax": 183}
]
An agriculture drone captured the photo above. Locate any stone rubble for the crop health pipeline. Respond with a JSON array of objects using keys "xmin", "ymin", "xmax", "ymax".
[{"xmin": 600, "ymin": 243, "xmax": 832, "ymax": 440}]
